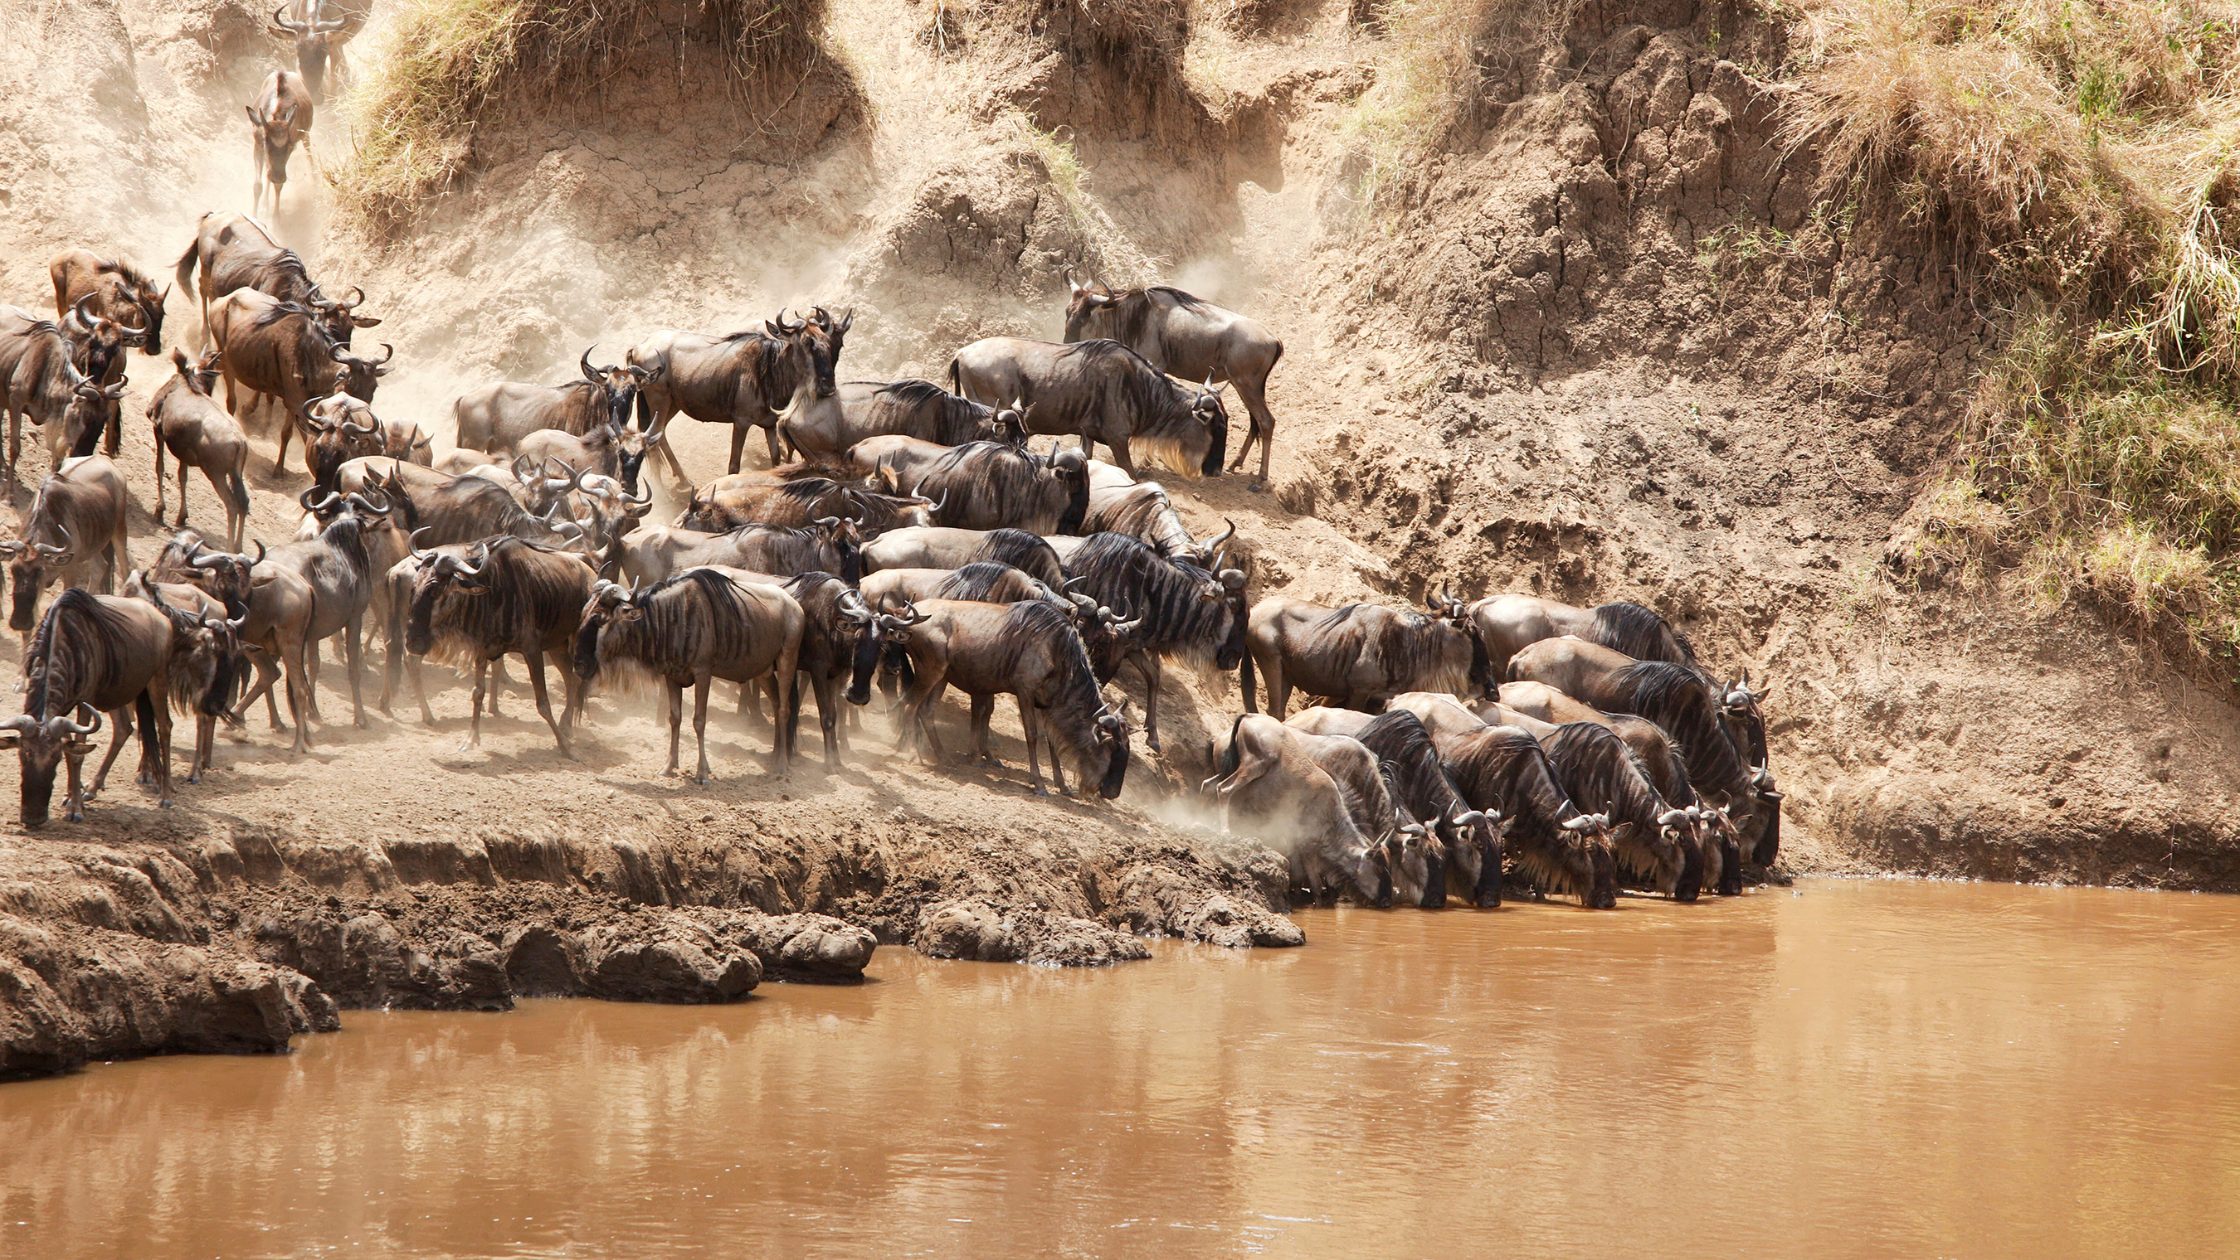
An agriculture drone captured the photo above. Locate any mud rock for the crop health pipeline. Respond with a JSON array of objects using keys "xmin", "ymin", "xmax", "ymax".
[
  {"xmin": 575, "ymin": 915, "xmax": 762, "ymax": 1004},
  {"xmin": 693, "ymin": 909, "xmax": 878, "ymax": 983},
  {"xmin": 914, "ymin": 899, "xmax": 1152, "ymax": 966}
]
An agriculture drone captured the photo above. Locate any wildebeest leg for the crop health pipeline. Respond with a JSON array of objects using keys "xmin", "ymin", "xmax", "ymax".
[
  {"xmin": 727, "ymin": 423, "xmax": 749, "ymax": 476},
  {"xmin": 761, "ymin": 418, "xmax": 783, "ymax": 468},
  {"xmin": 1018, "ymin": 699, "xmax": 1046, "ymax": 795},
  {"xmin": 273, "ymin": 411, "xmax": 297, "ymax": 474},
  {"xmin": 813, "ymin": 675, "xmax": 840, "ymax": 769},
  {"xmin": 652, "ymin": 428, "xmax": 693, "ymax": 488},
  {"xmin": 968, "ymin": 693, "xmax": 996, "ymax": 763},
  {"xmin": 692, "ymin": 674, "xmax": 714, "ymax": 783},
  {"xmin": 61, "ymin": 746, "xmax": 88, "ymax": 823},
  {"xmin": 900, "ymin": 665, "xmax": 949, "ymax": 762},
  {"xmin": 526, "ymin": 651, "xmax": 571, "ymax": 759},
  {"xmin": 345, "ymin": 614, "xmax": 367, "ymax": 729},
  {"xmin": 90, "ymin": 707, "xmax": 135, "ymax": 798},
  {"xmin": 154, "ymin": 439, "xmax": 169, "ymax": 520},
  {"xmin": 196, "ymin": 466, "xmax": 222, "ymax": 529},
  {"xmin": 236, "ymin": 643, "xmax": 281, "ymax": 727},
  {"xmin": 485, "ymin": 658, "xmax": 508, "ymax": 718},
  {"xmin": 1135, "ymin": 654, "xmax": 1164, "ymax": 752},
  {"xmin": 552, "ymin": 650, "xmax": 584, "ymax": 735},
  {"xmin": 147, "ymin": 690, "xmax": 175, "ymax": 806},
  {"xmin": 663, "ymin": 683, "xmax": 684, "ymax": 775},
  {"xmin": 286, "ymin": 634, "xmax": 314, "ymax": 752},
  {"xmin": 459, "ymin": 659, "xmax": 492, "ymax": 752}
]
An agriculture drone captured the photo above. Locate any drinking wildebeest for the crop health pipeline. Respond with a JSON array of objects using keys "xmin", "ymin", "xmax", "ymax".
[
  {"xmin": 246, "ymin": 70, "xmax": 315, "ymax": 216},
  {"xmin": 149, "ymin": 350, "xmax": 250, "ymax": 549},
  {"xmin": 1289, "ymin": 706, "xmax": 1505, "ymax": 908},
  {"xmin": 1536, "ymin": 721, "xmax": 1701, "ymax": 902},
  {"xmin": 948, "ymin": 337, "xmax": 1228, "ymax": 478},
  {"xmin": 1507, "ymin": 638, "xmax": 1765, "ymax": 856},
  {"xmin": 1062, "ymin": 276, "xmax": 1283, "ymax": 484},
  {"xmin": 1246, "ymin": 587, "xmax": 1487, "ymax": 716},
  {"xmin": 1204, "ymin": 714, "xmax": 1395, "ymax": 908},
  {"xmin": 630, "ymin": 308, "xmax": 850, "ymax": 475},
  {"xmin": 1245, "ymin": 714, "xmax": 1445, "ymax": 907},
  {"xmin": 864, "ymin": 598, "xmax": 1128, "ymax": 799},
  {"xmin": 574, "ymin": 567, "xmax": 804, "ymax": 779},
  {"xmin": 1409, "ymin": 715, "xmax": 1619, "ymax": 908},
  {"xmin": 1061, "ymin": 531, "xmax": 1248, "ymax": 751}
]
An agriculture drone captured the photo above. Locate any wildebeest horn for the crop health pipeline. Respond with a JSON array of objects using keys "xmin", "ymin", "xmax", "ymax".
[
  {"xmin": 369, "ymin": 342, "xmax": 395, "ymax": 365},
  {"xmin": 1203, "ymin": 519, "xmax": 1237, "ymax": 555},
  {"xmin": 65, "ymin": 294, "xmax": 102, "ymax": 334},
  {"xmin": 272, "ymin": 4, "xmax": 303, "ymax": 31},
  {"xmin": 457, "ymin": 541, "xmax": 491, "ymax": 577},
  {"xmin": 249, "ymin": 539, "xmax": 268, "ymax": 566},
  {"xmin": 409, "ymin": 527, "xmax": 438, "ymax": 564},
  {"xmin": 57, "ymin": 703, "xmax": 102, "ymax": 737},
  {"xmin": 581, "ymin": 345, "xmax": 603, "ymax": 382},
  {"xmin": 1450, "ymin": 808, "xmax": 1489, "ymax": 827},
  {"xmin": 1657, "ymin": 809, "xmax": 1688, "ymax": 827},
  {"xmin": 300, "ymin": 487, "xmax": 340, "ymax": 514},
  {"xmin": 1065, "ymin": 268, "xmax": 1080, "ymax": 295},
  {"xmin": 338, "ymin": 285, "xmax": 365, "ymax": 311}
]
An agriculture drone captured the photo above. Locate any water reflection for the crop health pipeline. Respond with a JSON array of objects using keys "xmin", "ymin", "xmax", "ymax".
[{"xmin": 6, "ymin": 881, "xmax": 2240, "ymax": 1258}]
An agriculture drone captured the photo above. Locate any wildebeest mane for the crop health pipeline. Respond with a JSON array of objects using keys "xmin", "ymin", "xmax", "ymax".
[
  {"xmin": 1590, "ymin": 601, "xmax": 1696, "ymax": 666},
  {"xmin": 934, "ymin": 562, "xmax": 1047, "ymax": 604},
  {"xmin": 1542, "ymin": 722, "xmax": 1663, "ymax": 834},
  {"xmin": 1357, "ymin": 710, "xmax": 1469, "ymax": 822},
  {"xmin": 23, "ymin": 589, "xmax": 133, "ymax": 720},
  {"xmin": 1066, "ymin": 532, "xmax": 1232, "ymax": 668},
  {"xmin": 1609, "ymin": 661, "xmax": 1750, "ymax": 803},
  {"xmin": 1446, "ymin": 726, "xmax": 1576, "ymax": 861},
  {"xmin": 968, "ymin": 528, "xmax": 1063, "ymax": 587},
  {"xmin": 993, "ymin": 601, "xmax": 1108, "ymax": 761},
  {"xmin": 1084, "ymin": 481, "xmax": 1196, "ymax": 558}
]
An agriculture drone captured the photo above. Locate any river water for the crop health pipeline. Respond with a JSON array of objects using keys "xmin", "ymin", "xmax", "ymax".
[{"xmin": 7, "ymin": 880, "xmax": 2239, "ymax": 1258}]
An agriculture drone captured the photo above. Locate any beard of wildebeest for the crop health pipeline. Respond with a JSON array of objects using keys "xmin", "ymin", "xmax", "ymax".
[
  {"xmin": 9, "ymin": 559, "xmax": 48, "ymax": 632},
  {"xmin": 844, "ymin": 619, "xmax": 884, "ymax": 705}
]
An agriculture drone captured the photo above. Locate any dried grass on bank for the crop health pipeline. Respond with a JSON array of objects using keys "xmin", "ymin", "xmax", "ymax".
[
  {"xmin": 335, "ymin": 0, "xmax": 827, "ymax": 236},
  {"xmin": 1785, "ymin": 0, "xmax": 2240, "ymax": 677}
]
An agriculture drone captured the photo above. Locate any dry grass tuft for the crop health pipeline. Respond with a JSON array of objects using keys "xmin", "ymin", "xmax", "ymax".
[
  {"xmin": 335, "ymin": 0, "xmax": 828, "ymax": 236},
  {"xmin": 1340, "ymin": 0, "xmax": 1566, "ymax": 204},
  {"xmin": 1789, "ymin": 0, "xmax": 2240, "ymax": 677}
]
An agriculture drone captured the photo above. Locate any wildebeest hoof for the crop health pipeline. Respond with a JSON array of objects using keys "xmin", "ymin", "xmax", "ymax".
[{"xmin": 64, "ymin": 807, "xmax": 84, "ymax": 823}]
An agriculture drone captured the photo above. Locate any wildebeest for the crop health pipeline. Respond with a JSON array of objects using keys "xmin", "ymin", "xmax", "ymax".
[
  {"xmin": 246, "ymin": 70, "xmax": 314, "ymax": 216},
  {"xmin": 858, "ymin": 562, "xmax": 1071, "ymax": 615},
  {"xmin": 1537, "ymin": 721, "xmax": 1700, "ymax": 902},
  {"xmin": 1205, "ymin": 714, "xmax": 1394, "ymax": 907},
  {"xmin": 1491, "ymin": 680, "xmax": 1739, "ymax": 896},
  {"xmin": 612, "ymin": 519, "xmax": 860, "ymax": 587},
  {"xmin": 1063, "ymin": 276, "xmax": 1283, "ymax": 483},
  {"xmin": 1290, "ymin": 706, "xmax": 1506, "ymax": 908},
  {"xmin": 0, "ymin": 302, "xmax": 131, "ymax": 477},
  {"xmin": 49, "ymin": 249, "xmax": 168, "ymax": 359},
  {"xmin": 207, "ymin": 288, "xmax": 393, "ymax": 470},
  {"xmin": 1246, "ymin": 588, "xmax": 1487, "ymax": 716},
  {"xmin": 269, "ymin": 0, "xmax": 349, "ymax": 99},
  {"xmin": 630, "ymin": 308, "xmax": 851, "ymax": 475},
  {"xmin": 674, "ymin": 473, "xmax": 927, "ymax": 537},
  {"xmin": 452, "ymin": 347, "xmax": 656, "ymax": 457},
  {"xmin": 861, "ymin": 526, "xmax": 1064, "ymax": 587},
  {"xmin": 174, "ymin": 213, "xmax": 379, "ymax": 349},
  {"xmin": 1083, "ymin": 461, "xmax": 1227, "ymax": 563},
  {"xmin": 125, "ymin": 572, "xmax": 244, "ymax": 784},
  {"xmin": 948, "ymin": 337, "xmax": 1229, "ymax": 478},
  {"xmin": 1061, "ymin": 531, "xmax": 1247, "ymax": 751},
  {"xmin": 301, "ymin": 393, "xmax": 431, "ymax": 491},
  {"xmin": 866, "ymin": 598, "xmax": 1128, "ymax": 798},
  {"xmin": 781, "ymin": 379, "xmax": 1017, "ymax": 458},
  {"xmin": 513, "ymin": 420, "xmax": 660, "ymax": 498},
  {"xmin": 779, "ymin": 572, "xmax": 870, "ymax": 769},
  {"xmin": 239, "ymin": 491, "xmax": 393, "ymax": 747},
  {"xmin": 1507, "ymin": 639, "xmax": 1765, "ymax": 855},
  {"xmin": 149, "ymin": 350, "xmax": 250, "ymax": 548},
  {"xmin": 1256, "ymin": 717, "xmax": 1444, "ymax": 907},
  {"xmin": 1471, "ymin": 594, "xmax": 1696, "ymax": 684},
  {"xmin": 6, "ymin": 588, "xmax": 229, "ymax": 825},
  {"xmin": 574, "ymin": 567, "xmax": 803, "ymax": 778},
  {"xmin": 1431, "ymin": 723, "xmax": 1617, "ymax": 908},
  {"xmin": 877, "ymin": 439, "xmax": 1088, "ymax": 536},
  {"xmin": 410, "ymin": 535, "xmax": 598, "ymax": 757},
  {"xmin": 5, "ymin": 456, "xmax": 130, "ymax": 652}
]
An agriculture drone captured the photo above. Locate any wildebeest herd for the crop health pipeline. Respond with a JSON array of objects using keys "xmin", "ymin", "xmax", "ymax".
[{"xmin": 1, "ymin": 22, "xmax": 1779, "ymax": 910}]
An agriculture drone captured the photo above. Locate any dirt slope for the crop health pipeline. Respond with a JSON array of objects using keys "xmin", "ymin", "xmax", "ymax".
[{"xmin": 2, "ymin": 0, "xmax": 2236, "ymax": 1078}]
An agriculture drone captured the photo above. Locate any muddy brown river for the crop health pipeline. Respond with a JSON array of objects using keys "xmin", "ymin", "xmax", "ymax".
[{"xmin": 8, "ymin": 879, "xmax": 2240, "ymax": 1258}]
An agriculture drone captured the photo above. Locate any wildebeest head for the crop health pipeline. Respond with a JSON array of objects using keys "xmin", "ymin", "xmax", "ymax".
[
  {"xmin": 808, "ymin": 306, "xmax": 852, "ymax": 396},
  {"xmin": 57, "ymin": 357, "xmax": 127, "ymax": 459},
  {"xmin": 1562, "ymin": 812, "xmax": 1619, "ymax": 909},
  {"xmin": 3, "ymin": 523, "xmax": 81, "ymax": 632},
  {"xmin": 1062, "ymin": 274, "xmax": 1120, "ymax": 342},
  {"xmin": 582, "ymin": 344, "xmax": 656, "ymax": 432},
  {"xmin": 1189, "ymin": 373, "xmax": 1229, "ymax": 477},
  {"xmin": 174, "ymin": 534, "xmax": 262, "ymax": 616},
  {"xmin": 122, "ymin": 274, "xmax": 169, "ymax": 356},
  {"xmin": 767, "ymin": 309, "xmax": 844, "ymax": 401},
  {"xmin": 1089, "ymin": 707, "xmax": 1130, "ymax": 800},
  {"xmin": 1694, "ymin": 803, "xmax": 1745, "ymax": 897},
  {"xmin": 63, "ymin": 294, "xmax": 135, "ymax": 379},
  {"xmin": 1749, "ymin": 765, "xmax": 1782, "ymax": 867},
  {"xmin": 1448, "ymin": 805, "xmax": 1505, "ymax": 908},
  {"xmin": 1650, "ymin": 806, "xmax": 1701, "ymax": 904},
  {"xmin": 1068, "ymin": 592, "xmax": 1142, "ymax": 681},
  {"xmin": 571, "ymin": 577, "xmax": 640, "ymax": 680},
  {"xmin": 303, "ymin": 394, "xmax": 384, "ymax": 490},
  {"xmin": 270, "ymin": 3, "xmax": 348, "ymax": 99},
  {"xmin": 3, "ymin": 703, "xmax": 101, "ymax": 828},
  {"xmin": 407, "ymin": 537, "xmax": 492, "ymax": 655},
  {"xmin": 837, "ymin": 591, "xmax": 884, "ymax": 705},
  {"xmin": 246, "ymin": 92, "xmax": 307, "ymax": 194},
  {"xmin": 329, "ymin": 340, "xmax": 393, "ymax": 400},
  {"xmin": 1391, "ymin": 809, "xmax": 1447, "ymax": 910},
  {"xmin": 809, "ymin": 514, "xmax": 864, "ymax": 583},
  {"xmin": 1348, "ymin": 835, "xmax": 1395, "ymax": 909},
  {"xmin": 608, "ymin": 422, "xmax": 663, "ymax": 498},
  {"xmin": 305, "ymin": 285, "xmax": 381, "ymax": 347},
  {"xmin": 855, "ymin": 597, "xmax": 928, "ymax": 705},
  {"xmin": 172, "ymin": 347, "xmax": 221, "ymax": 394}
]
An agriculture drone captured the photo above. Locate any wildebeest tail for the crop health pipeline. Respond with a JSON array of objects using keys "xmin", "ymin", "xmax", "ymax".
[
  {"xmin": 174, "ymin": 232, "xmax": 200, "ymax": 295},
  {"xmin": 1238, "ymin": 636, "xmax": 1257, "ymax": 714},
  {"xmin": 1213, "ymin": 712, "xmax": 1248, "ymax": 781},
  {"xmin": 946, "ymin": 356, "xmax": 961, "ymax": 396}
]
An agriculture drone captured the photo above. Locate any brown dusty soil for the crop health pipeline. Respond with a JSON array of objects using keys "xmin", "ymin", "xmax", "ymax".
[{"xmin": 2, "ymin": 0, "xmax": 2237, "ymax": 1079}]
